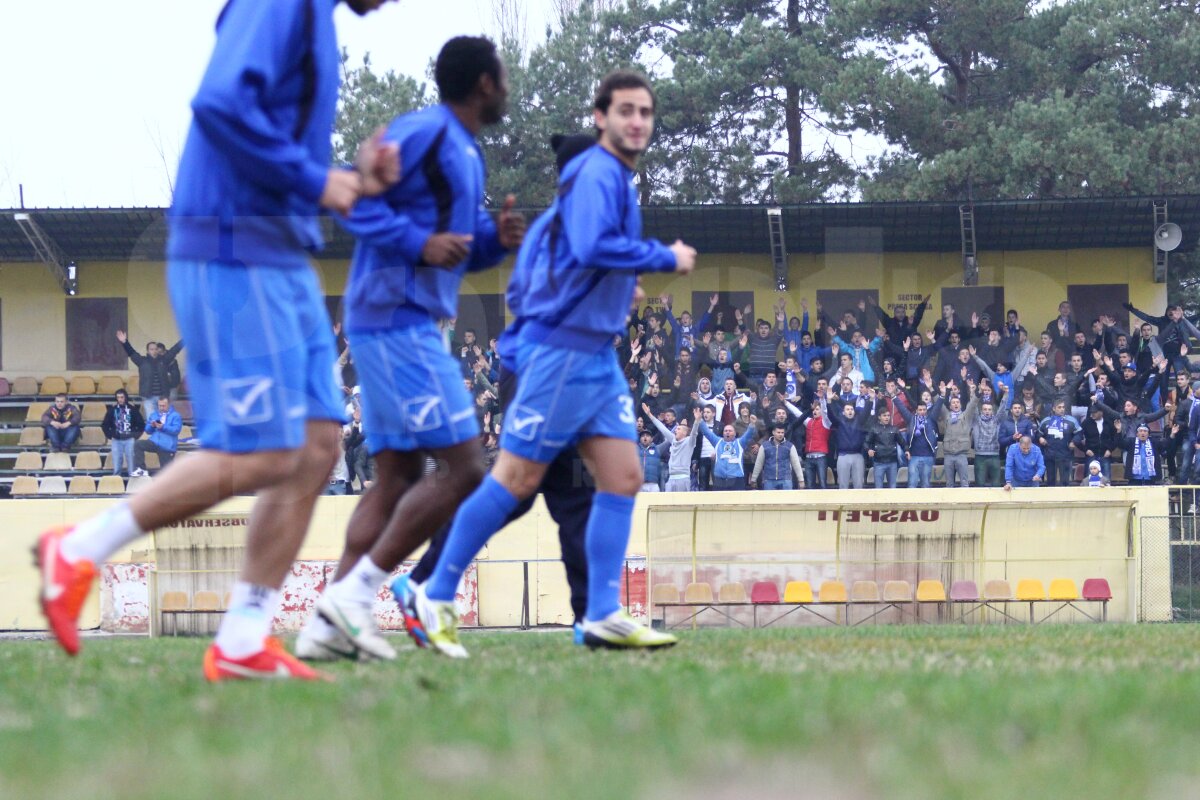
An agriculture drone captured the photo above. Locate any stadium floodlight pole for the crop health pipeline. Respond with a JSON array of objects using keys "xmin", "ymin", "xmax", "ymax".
[{"xmin": 13, "ymin": 212, "xmax": 73, "ymax": 294}]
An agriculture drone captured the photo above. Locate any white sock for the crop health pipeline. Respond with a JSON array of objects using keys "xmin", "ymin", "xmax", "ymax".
[
  {"xmin": 61, "ymin": 503, "xmax": 145, "ymax": 564},
  {"xmin": 330, "ymin": 555, "xmax": 388, "ymax": 607},
  {"xmin": 214, "ymin": 582, "xmax": 279, "ymax": 659}
]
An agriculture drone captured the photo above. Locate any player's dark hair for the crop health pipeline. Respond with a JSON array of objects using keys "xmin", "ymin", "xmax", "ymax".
[
  {"xmin": 435, "ymin": 36, "xmax": 501, "ymax": 103},
  {"xmin": 593, "ymin": 70, "xmax": 656, "ymax": 114}
]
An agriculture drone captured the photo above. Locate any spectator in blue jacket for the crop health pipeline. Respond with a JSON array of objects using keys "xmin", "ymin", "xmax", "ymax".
[
  {"xmin": 637, "ymin": 430, "xmax": 664, "ymax": 492},
  {"xmin": 133, "ymin": 397, "xmax": 182, "ymax": 476},
  {"xmin": 1004, "ymin": 436, "xmax": 1045, "ymax": 489},
  {"xmin": 999, "ymin": 400, "xmax": 1038, "ymax": 460},
  {"xmin": 697, "ymin": 418, "xmax": 758, "ymax": 490}
]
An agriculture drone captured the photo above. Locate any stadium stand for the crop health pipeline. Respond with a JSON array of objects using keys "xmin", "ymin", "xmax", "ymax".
[
  {"xmin": 126, "ymin": 476, "xmax": 152, "ymax": 493},
  {"xmin": 81, "ymin": 403, "xmax": 106, "ymax": 422},
  {"xmin": 42, "ymin": 453, "xmax": 72, "ymax": 472},
  {"xmin": 25, "ymin": 403, "xmax": 47, "ymax": 423},
  {"xmin": 0, "ymin": 378, "xmax": 9, "ymax": 397},
  {"xmin": 126, "ymin": 375, "xmax": 139, "ymax": 396}
]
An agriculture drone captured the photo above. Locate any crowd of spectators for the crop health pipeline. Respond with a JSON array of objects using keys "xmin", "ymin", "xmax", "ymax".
[
  {"xmin": 312, "ymin": 293, "xmax": 1200, "ymax": 494},
  {"xmin": 425, "ymin": 293, "xmax": 1200, "ymax": 492}
]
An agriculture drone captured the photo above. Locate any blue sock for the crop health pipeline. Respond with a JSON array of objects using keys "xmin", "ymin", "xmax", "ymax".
[
  {"xmin": 584, "ymin": 492, "xmax": 636, "ymax": 622},
  {"xmin": 425, "ymin": 475, "xmax": 519, "ymax": 602}
]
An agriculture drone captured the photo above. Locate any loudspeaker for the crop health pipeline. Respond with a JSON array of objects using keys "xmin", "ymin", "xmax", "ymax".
[{"xmin": 1154, "ymin": 222, "xmax": 1182, "ymax": 252}]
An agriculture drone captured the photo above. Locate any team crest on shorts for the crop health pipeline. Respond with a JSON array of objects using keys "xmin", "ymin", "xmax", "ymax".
[
  {"xmin": 506, "ymin": 405, "xmax": 545, "ymax": 441},
  {"xmin": 404, "ymin": 395, "xmax": 444, "ymax": 433},
  {"xmin": 220, "ymin": 376, "xmax": 274, "ymax": 426}
]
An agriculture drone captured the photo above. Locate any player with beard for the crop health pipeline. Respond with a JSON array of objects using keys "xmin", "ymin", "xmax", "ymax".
[
  {"xmin": 297, "ymin": 37, "xmax": 528, "ymax": 662},
  {"xmin": 410, "ymin": 71, "xmax": 697, "ymax": 657}
]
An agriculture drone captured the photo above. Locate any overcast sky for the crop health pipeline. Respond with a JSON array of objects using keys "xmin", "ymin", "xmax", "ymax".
[{"xmin": 0, "ymin": 0, "xmax": 556, "ymax": 209}]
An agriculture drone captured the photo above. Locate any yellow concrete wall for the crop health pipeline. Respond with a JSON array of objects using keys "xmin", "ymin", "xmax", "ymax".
[
  {"xmin": 0, "ymin": 486, "xmax": 1169, "ymax": 631},
  {"xmin": 0, "ymin": 246, "xmax": 1165, "ymax": 377}
]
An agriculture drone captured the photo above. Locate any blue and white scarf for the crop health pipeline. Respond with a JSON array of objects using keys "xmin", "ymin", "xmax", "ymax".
[{"xmin": 1132, "ymin": 438, "xmax": 1156, "ymax": 479}]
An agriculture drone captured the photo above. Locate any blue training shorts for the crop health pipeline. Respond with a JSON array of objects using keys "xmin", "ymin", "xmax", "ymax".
[
  {"xmin": 500, "ymin": 339, "xmax": 636, "ymax": 464},
  {"xmin": 352, "ymin": 323, "xmax": 481, "ymax": 454},
  {"xmin": 166, "ymin": 259, "xmax": 346, "ymax": 453}
]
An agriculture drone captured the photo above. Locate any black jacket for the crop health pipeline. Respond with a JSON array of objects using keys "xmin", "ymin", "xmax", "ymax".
[
  {"xmin": 123, "ymin": 339, "xmax": 184, "ymax": 398},
  {"xmin": 101, "ymin": 403, "xmax": 145, "ymax": 441}
]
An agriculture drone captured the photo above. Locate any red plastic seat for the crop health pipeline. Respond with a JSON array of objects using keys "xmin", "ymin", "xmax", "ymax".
[
  {"xmin": 1081, "ymin": 578, "xmax": 1112, "ymax": 601},
  {"xmin": 0, "ymin": 377, "xmax": 9, "ymax": 397},
  {"xmin": 750, "ymin": 581, "xmax": 780, "ymax": 604},
  {"xmin": 949, "ymin": 580, "xmax": 979, "ymax": 601}
]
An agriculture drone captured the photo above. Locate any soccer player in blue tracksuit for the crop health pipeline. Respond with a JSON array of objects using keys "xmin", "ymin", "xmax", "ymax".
[
  {"xmin": 397, "ymin": 134, "xmax": 601, "ymax": 647},
  {"xmin": 411, "ymin": 71, "xmax": 698, "ymax": 656},
  {"xmin": 35, "ymin": 0, "xmax": 400, "ymax": 681},
  {"xmin": 297, "ymin": 37, "xmax": 524, "ymax": 662}
]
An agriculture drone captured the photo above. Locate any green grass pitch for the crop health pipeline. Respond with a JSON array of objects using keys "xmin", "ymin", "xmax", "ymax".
[{"xmin": 2, "ymin": 625, "xmax": 1200, "ymax": 800}]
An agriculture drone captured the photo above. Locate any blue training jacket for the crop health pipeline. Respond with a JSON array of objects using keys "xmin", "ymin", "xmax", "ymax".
[
  {"xmin": 342, "ymin": 105, "xmax": 507, "ymax": 331},
  {"xmin": 513, "ymin": 145, "xmax": 676, "ymax": 353},
  {"xmin": 168, "ymin": 0, "xmax": 341, "ymax": 268}
]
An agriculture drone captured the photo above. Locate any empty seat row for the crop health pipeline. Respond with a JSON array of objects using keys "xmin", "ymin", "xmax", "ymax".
[
  {"xmin": 17, "ymin": 425, "xmax": 193, "ymax": 448},
  {"xmin": 0, "ymin": 375, "xmax": 136, "ymax": 397},
  {"xmin": 10, "ymin": 474, "xmax": 151, "ymax": 496},
  {"xmin": 12, "ymin": 449, "xmax": 173, "ymax": 472},
  {"xmin": 161, "ymin": 591, "xmax": 227, "ymax": 612},
  {"xmin": 652, "ymin": 577, "xmax": 1113, "ymax": 625}
]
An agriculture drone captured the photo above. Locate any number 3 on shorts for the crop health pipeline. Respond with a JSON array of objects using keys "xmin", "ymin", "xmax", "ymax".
[{"xmin": 619, "ymin": 395, "xmax": 635, "ymax": 424}]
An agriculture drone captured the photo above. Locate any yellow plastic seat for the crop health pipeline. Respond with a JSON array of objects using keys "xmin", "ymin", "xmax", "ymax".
[
  {"xmin": 983, "ymin": 579, "xmax": 1013, "ymax": 601},
  {"xmin": 818, "ymin": 581, "xmax": 847, "ymax": 603},
  {"xmin": 144, "ymin": 452, "xmax": 161, "ymax": 470},
  {"xmin": 850, "ymin": 581, "xmax": 879, "ymax": 602},
  {"xmin": 74, "ymin": 451, "xmax": 102, "ymax": 471},
  {"xmin": 81, "ymin": 403, "xmax": 106, "ymax": 422},
  {"xmin": 783, "ymin": 581, "xmax": 813, "ymax": 604},
  {"xmin": 683, "ymin": 582, "xmax": 714, "ymax": 604},
  {"xmin": 18, "ymin": 427, "xmax": 45, "ymax": 447},
  {"xmin": 1048, "ymin": 578, "xmax": 1079, "ymax": 601},
  {"xmin": 25, "ymin": 403, "xmax": 49, "ymax": 423},
  {"xmin": 10, "ymin": 476, "xmax": 40, "ymax": 496},
  {"xmin": 179, "ymin": 425, "xmax": 193, "ymax": 440},
  {"xmin": 80, "ymin": 427, "xmax": 107, "ymax": 447},
  {"xmin": 717, "ymin": 582, "xmax": 747, "ymax": 603},
  {"xmin": 11, "ymin": 377, "xmax": 39, "ymax": 396},
  {"xmin": 192, "ymin": 591, "xmax": 222, "ymax": 611},
  {"xmin": 40, "ymin": 376, "xmax": 68, "ymax": 396},
  {"xmin": 14, "ymin": 452, "xmax": 42, "ymax": 471},
  {"xmin": 651, "ymin": 584, "xmax": 680, "ymax": 604},
  {"xmin": 96, "ymin": 475, "xmax": 127, "ymax": 495},
  {"xmin": 916, "ymin": 580, "xmax": 947, "ymax": 602},
  {"xmin": 68, "ymin": 476, "xmax": 97, "ymax": 495},
  {"xmin": 1015, "ymin": 579, "xmax": 1046, "ymax": 601},
  {"xmin": 126, "ymin": 374, "xmax": 140, "ymax": 395},
  {"xmin": 68, "ymin": 376, "xmax": 97, "ymax": 395},
  {"xmin": 882, "ymin": 580, "xmax": 913, "ymax": 602},
  {"xmin": 37, "ymin": 476, "xmax": 67, "ymax": 495},
  {"xmin": 160, "ymin": 592, "xmax": 188, "ymax": 612},
  {"xmin": 96, "ymin": 376, "xmax": 125, "ymax": 395}
]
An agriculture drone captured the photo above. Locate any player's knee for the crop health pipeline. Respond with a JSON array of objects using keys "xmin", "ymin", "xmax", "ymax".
[
  {"xmin": 454, "ymin": 456, "xmax": 487, "ymax": 494},
  {"xmin": 600, "ymin": 465, "xmax": 643, "ymax": 497}
]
